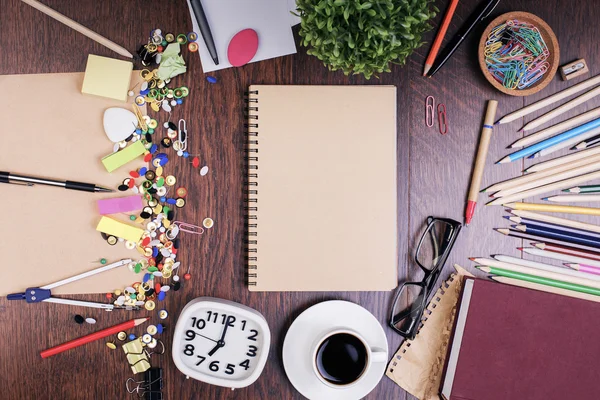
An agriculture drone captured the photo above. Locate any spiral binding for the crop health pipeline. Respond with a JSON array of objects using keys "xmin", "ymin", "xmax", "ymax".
[{"xmin": 244, "ymin": 90, "xmax": 259, "ymax": 286}]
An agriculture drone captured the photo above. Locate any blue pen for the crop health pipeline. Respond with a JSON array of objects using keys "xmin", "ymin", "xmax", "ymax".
[{"xmin": 498, "ymin": 117, "xmax": 600, "ymax": 163}]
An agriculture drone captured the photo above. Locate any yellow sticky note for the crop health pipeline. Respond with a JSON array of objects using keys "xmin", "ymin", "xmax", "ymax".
[
  {"xmin": 96, "ymin": 216, "xmax": 143, "ymax": 243},
  {"xmin": 102, "ymin": 141, "xmax": 146, "ymax": 173},
  {"xmin": 81, "ymin": 54, "xmax": 133, "ymax": 102}
]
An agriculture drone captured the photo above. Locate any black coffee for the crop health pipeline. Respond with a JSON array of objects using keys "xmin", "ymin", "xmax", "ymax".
[{"xmin": 315, "ymin": 333, "xmax": 368, "ymax": 385}]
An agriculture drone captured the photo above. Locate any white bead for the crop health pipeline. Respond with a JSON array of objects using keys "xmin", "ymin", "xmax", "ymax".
[{"xmin": 170, "ymin": 100, "xmax": 177, "ymax": 106}]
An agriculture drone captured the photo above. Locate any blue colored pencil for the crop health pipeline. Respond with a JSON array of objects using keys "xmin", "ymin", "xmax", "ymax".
[
  {"xmin": 513, "ymin": 222, "xmax": 600, "ymax": 249},
  {"xmin": 504, "ymin": 215, "xmax": 600, "ymax": 238},
  {"xmin": 498, "ymin": 117, "xmax": 600, "ymax": 163}
]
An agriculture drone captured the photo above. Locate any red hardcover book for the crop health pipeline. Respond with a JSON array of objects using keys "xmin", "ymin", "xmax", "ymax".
[{"xmin": 440, "ymin": 278, "xmax": 600, "ymax": 400}]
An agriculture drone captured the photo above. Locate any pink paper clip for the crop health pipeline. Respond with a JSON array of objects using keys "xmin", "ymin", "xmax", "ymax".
[
  {"xmin": 425, "ymin": 96, "xmax": 435, "ymax": 127},
  {"xmin": 173, "ymin": 221, "xmax": 204, "ymax": 235},
  {"xmin": 437, "ymin": 103, "xmax": 448, "ymax": 135}
]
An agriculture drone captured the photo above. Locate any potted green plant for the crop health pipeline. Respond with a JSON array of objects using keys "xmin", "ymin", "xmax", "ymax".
[{"xmin": 295, "ymin": 0, "xmax": 438, "ymax": 79}]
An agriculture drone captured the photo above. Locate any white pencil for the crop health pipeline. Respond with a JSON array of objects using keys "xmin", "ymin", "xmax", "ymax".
[
  {"xmin": 496, "ymin": 74, "xmax": 600, "ymax": 125},
  {"xmin": 487, "ymin": 170, "xmax": 600, "ymax": 205},
  {"xmin": 524, "ymin": 146, "xmax": 600, "ymax": 173},
  {"xmin": 483, "ymin": 153, "xmax": 600, "ymax": 193},
  {"xmin": 490, "ymin": 255, "xmax": 600, "ymax": 282},
  {"xmin": 509, "ymin": 107, "xmax": 600, "ymax": 148},
  {"xmin": 529, "ymin": 126, "xmax": 600, "ymax": 159},
  {"xmin": 490, "ymin": 276, "xmax": 600, "ymax": 303},
  {"xmin": 544, "ymin": 194, "xmax": 600, "ymax": 203},
  {"xmin": 521, "ymin": 247, "xmax": 600, "ymax": 268},
  {"xmin": 521, "ymin": 86, "xmax": 600, "ymax": 131},
  {"xmin": 510, "ymin": 210, "xmax": 600, "ymax": 234}
]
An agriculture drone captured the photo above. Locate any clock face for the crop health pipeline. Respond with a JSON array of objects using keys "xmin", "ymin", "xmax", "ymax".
[{"xmin": 177, "ymin": 304, "xmax": 267, "ymax": 383}]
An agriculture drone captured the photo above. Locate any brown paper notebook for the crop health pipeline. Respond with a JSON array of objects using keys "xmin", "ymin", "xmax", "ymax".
[
  {"xmin": 245, "ymin": 85, "xmax": 397, "ymax": 291},
  {"xmin": 441, "ymin": 278, "xmax": 600, "ymax": 400},
  {"xmin": 0, "ymin": 72, "xmax": 145, "ymax": 295}
]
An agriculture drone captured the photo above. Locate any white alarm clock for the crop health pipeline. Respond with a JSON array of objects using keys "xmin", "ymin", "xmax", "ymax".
[{"xmin": 172, "ymin": 297, "xmax": 271, "ymax": 388}]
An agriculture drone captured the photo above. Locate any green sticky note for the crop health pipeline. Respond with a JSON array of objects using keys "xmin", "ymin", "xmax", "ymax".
[{"xmin": 102, "ymin": 141, "xmax": 146, "ymax": 173}]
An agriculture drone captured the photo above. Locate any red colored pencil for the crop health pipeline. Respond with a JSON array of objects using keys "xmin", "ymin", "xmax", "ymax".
[
  {"xmin": 423, "ymin": 0, "xmax": 460, "ymax": 76},
  {"xmin": 41, "ymin": 317, "xmax": 148, "ymax": 358}
]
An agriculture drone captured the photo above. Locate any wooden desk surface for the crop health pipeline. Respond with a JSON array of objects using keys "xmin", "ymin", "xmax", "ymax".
[{"xmin": 1, "ymin": 0, "xmax": 598, "ymax": 398}]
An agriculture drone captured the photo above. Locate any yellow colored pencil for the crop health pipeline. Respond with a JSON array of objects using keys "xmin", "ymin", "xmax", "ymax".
[{"xmin": 505, "ymin": 202, "xmax": 600, "ymax": 216}]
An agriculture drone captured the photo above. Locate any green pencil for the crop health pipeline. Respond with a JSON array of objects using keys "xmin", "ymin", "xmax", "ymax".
[
  {"xmin": 477, "ymin": 266, "xmax": 600, "ymax": 296},
  {"xmin": 564, "ymin": 185, "xmax": 600, "ymax": 194}
]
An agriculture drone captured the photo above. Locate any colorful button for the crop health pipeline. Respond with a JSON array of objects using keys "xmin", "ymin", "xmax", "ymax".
[
  {"xmin": 203, "ymin": 218, "xmax": 214, "ymax": 229},
  {"xmin": 117, "ymin": 331, "xmax": 127, "ymax": 341},
  {"xmin": 147, "ymin": 325, "xmax": 158, "ymax": 335},
  {"xmin": 145, "ymin": 300, "xmax": 156, "ymax": 311},
  {"xmin": 159, "ymin": 309, "xmax": 168, "ymax": 319},
  {"xmin": 74, "ymin": 314, "xmax": 84, "ymax": 324},
  {"xmin": 106, "ymin": 342, "xmax": 117, "ymax": 350}
]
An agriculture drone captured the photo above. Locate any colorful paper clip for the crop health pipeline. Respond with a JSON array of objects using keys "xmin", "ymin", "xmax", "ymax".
[
  {"xmin": 173, "ymin": 221, "xmax": 204, "ymax": 235},
  {"xmin": 437, "ymin": 103, "xmax": 448, "ymax": 135}
]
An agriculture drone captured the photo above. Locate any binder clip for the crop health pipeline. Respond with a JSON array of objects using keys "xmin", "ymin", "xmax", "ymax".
[
  {"xmin": 122, "ymin": 338, "xmax": 164, "ymax": 374},
  {"xmin": 126, "ymin": 367, "xmax": 163, "ymax": 400}
]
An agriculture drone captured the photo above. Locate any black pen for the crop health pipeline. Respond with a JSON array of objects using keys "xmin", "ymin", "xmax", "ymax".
[
  {"xmin": 428, "ymin": 0, "xmax": 501, "ymax": 77},
  {"xmin": 190, "ymin": 0, "xmax": 219, "ymax": 65},
  {"xmin": 0, "ymin": 171, "xmax": 113, "ymax": 193}
]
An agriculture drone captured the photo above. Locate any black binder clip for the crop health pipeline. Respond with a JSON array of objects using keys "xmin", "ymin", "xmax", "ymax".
[{"xmin": 126, "ymin": 367, "xmax": 163, "ymax": 399}]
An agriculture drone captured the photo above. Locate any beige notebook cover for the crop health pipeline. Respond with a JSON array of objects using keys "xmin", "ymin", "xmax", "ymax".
[
  {"xmin": 0, "ymin": 72, "xmax": 145, "ymax": 295},
  {"xmin": 246, "ymin": 85, "xmax": 398, "ymax": 291}
]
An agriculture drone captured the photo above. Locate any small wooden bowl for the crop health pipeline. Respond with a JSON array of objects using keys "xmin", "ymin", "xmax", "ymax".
[{"xmin": 478, "ymin": 11, "xmax": 560, "ymax": 96}]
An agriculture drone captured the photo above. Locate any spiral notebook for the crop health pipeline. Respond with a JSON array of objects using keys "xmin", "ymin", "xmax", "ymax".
[{"xmin": 245, "ymin": 85, "xmax": 398, "ymax": 291}]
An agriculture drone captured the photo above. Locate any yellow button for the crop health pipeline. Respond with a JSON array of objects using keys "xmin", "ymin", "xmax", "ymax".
[
  {"xmin": 203, "ymin": 218, "xmax": 214, "ymax": 229},
  {"xmin": 156, "ymin": 166, "xmax": 163, "ymax": 177},
  {"xmin": 117, "ymin": 332, "xmax": 127, "ymax": 341},
  {"xmin": 145, "ymin": 300, "xmax": 156, "ymax": 311},
  {"xmin": 166, "ymin": 176, "xmax": 176, "ymax": 186},
  {"xmin": 106, "ymin": 342, "xmax": 117, "ymax": 350},
  {"xmin": 159, "ymin": 310, "xmax": 168, "ymax": 319},
  {"xmin": 147, "ymin": 325, "xmax": 158, "ymax": 335}
]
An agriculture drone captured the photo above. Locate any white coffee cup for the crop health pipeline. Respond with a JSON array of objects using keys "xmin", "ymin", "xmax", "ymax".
[{"xmin": 311, "ymin": 328, "xmax": 387, "ymax": 389}]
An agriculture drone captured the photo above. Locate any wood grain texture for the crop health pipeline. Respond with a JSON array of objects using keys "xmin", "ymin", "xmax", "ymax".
[{"xmin": 1, "ymin": 0, "xmax": 599, "ymax": 399}]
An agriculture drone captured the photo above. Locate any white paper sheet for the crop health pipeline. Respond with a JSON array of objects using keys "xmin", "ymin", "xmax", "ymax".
[
  {"xmin": 186, "ymin": 0, "xmax": 297, "ymax": 73},
  {"xmin": 288, "ymin": 0, "xmax": 301, "ymax": 26}
]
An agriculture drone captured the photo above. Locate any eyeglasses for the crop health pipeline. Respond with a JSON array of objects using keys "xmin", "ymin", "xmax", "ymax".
[{"xmin": 389, "ymin": 216, "xmax": 461, "ymax": 339}]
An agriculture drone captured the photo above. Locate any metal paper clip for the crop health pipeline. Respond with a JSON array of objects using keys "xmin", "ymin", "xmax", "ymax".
[
  {"xmin": 437, "ymin": 104, "xmax": 448, "ymax": 135},
  {"xmin": 425, "ymin": 96, "xmax": 435, "ymax": 127},
  {"xmin": 175, "ymin": 119, "xmax": 188, "ymax": 153},
  {"xmin": 173, "ymin": 221, "xmax": 205, "ymax": 235}
]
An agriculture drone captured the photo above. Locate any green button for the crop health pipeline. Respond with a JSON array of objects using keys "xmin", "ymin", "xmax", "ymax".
[
  {"xmin": 148, "ymin": 266, "xmax": 158, "ymax": 272},
  {"xmin": 134, "ymin": 263, "xmax": 142, "ymax": 273}
]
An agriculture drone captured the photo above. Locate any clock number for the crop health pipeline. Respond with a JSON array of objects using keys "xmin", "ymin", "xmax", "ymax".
[
  {"xmin": 225, "ymin": 363, "xmax": 235, "ymax": 375},
  {"xmin": 195, "ymin": 355, "xmax": 206, "ymax": 366},
  {"xmin": 185, "ymin": 330, "xmax": 196, "ymax": 341},
  {"xmin": 247, "ymin": 345, "xmax": 258, "ymax": 357},
  {"xmin": 209, "ymin": 361, "xmax": 220, "ymax": 372},
  {"xmin": 221, "ymin": 314, "xmax": 227, "ymax": 324},
  {"xmin": 207, "ymin": 311, "xmax": 218, "ymax": 323},
  {"xmin": 248, "ymin": 329, "xmax": 258, "ymax": 341},
  {"xmin": 184, "ymin": 344, "xmax": 195, "ymax": 356},
  {"xmin": 241, "ymin": 320, "xmax": 247, "ymax": 331},
  {"xmin": 239, "ymin": 359, "xmax": 251, "ymax": 370},
  {"xmin": 190, "ymin": 317, "xmax": 206, "ymax": 330}
]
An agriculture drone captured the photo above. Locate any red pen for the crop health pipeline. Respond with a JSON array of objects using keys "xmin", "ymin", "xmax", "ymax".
[{"xmin": 41, "ymin": 317, "xmax": 149, "ymax": 358}]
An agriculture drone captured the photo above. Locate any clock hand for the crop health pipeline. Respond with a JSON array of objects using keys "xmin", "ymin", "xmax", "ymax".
[
  {"xmin": 192, "ymin": 331, "xmax": 218, "ymax": 343},
  {"xmin": 208, "ymin": 316, "xmax": 234, "ymax": 356}
]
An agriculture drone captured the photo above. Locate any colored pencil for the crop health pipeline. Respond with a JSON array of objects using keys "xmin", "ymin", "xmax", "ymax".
[
  {"xmin": 533, "ymin": 242, "xmax": 600, "ymax": 261},
  {"xmin": 505, "ymin": 216, "xmax": 600, "ymax": 238},
  {"xmin": 530, "ymin": 126, "xmax": 600, "ymax": 159},
  {"xmin": 520, "ymin": 86, "xmax": 600, "ymax": 131},
  {"xmin": 478, "ymin": 266, "xmax": 600, "ymax": 296},
  {"xmin": 483, "ymin": 154, "xmax": 600, "ymax": 194},
  {"xmin": 495, "ymin": 74, "xmax": 600, "ymax": 125},
  {"xmin": 509, "ymin": 107, "xmax": 600, "ymax": 148},
  {"xmin": 525, "ymin": 146, "xmax": 600, "ymax": 173},
  {"xmin": 495, "ymin": 228, "xmax": 600, "ymax": 253},
  {"xmin": 480, "ymin": 255, "xmax": 600, "ymax": 282},
  {"xmin": 565, "ymin": 264, "xmax": 600, "ymax": 276},
  {"xmin": 474, "ymin": 261, "xmax": 600, "ymax": 288},
  {"xmin": 465, "ymin": 100, "xmax": 497, "ymax": 225},
  {"xmin": 544, "ymin": 194, "xmax": 600, "ymax": 203},
  {"xmin": 40, "ymin": 317, "xmax": 148, "ymax": 358},
  {"xmin": 510, "ymin": 209, "xmax": 600, "ymax": 234},
  {"xmin": 505, "ymin": 202, "xmax": 600, "ymax": 216},
  {"xmin": 491, "ymin": 160, "xmax": 600, "ymax": 198},
  {"xmin": 572, "ymin": 133, "xmax": 600, "ymax": 150},
  {"xmin": 521, "ymin": 247, "xmax": 600, "ymax": 268},
  {"xmin": 423, "ymin": 0, "xmax": 459, "ymax": 77},
  {"xmin": 564, "ymin": 185, "xmax": 600, "ymax": 194},
  {"xmin": 487, "ymin": 170, "xmax": 600, "ymax": 205},
  {"xmin": 498, "ymin": 118, "xmax": 600, "ymax": 163},
  {"xmin": 490, "ymin": 276, "xmax": 600, "ymax": 303},
  {"xmin": 513, "ymin": 223, "xmax": 600, "ymax": 248},
  {"xmin": 20, "ymin": 0, "xmax": 133, "ymax": 58}
]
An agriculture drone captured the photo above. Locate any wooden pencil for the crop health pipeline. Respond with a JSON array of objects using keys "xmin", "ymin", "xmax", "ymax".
[
  {"xmin": 506, "ymin": 216, "xmax": 600, "ymax": 238},
  {"xmin": 572, "ymin": 133, "xmax": 600, "ymax": 150},
  {"xmin": 533, "ymin": 242, "xmax": 600, "ymax": 261},
  {"xmin": 490, "ymin": 276, "xmax": 600, "ymax": 303},
  {"xmin": 465, "ymin": 100, "xmax": 498, "ymax": 225},
  {"xmin": 20, "ymin": 0, "xmax": 133, "ymax": 58},
  {"xmin": 483, "ymin": 153, "xmax": 600, "ymax": 193},
  {"xmin": 564, "ymin": 185, "xmax": 600, "ymax": 193},
  {"xmin": 487, "ymin": 170, "xmax": 600, "ymax": 205},
  {"xmin": 565, "ymin": 264, "xmax": 600, "ymax": 276},
  {"xmin": 505, "ymin": 202, "xmax": 600, "ymax": 216},
  {"xmin": 524, "ymin": 146, "xmax": 600, "ymax": 173},
  {"xmin": 423, "ymin": 0, "xmax": 459, "ymax": 76},
  {"xmin": 522, "ymin": 247, "xmax": 600, "ymax": 268},
  {"xmin": 495, "ymin": 228, "xmax": 600, "ymax": 253},
  {"xmin": 530, "ymin": 126, "xmax": 600, "ymax": 159},
  {"xmin": 520, "ymin": 86, "xmax": 600, "ymax": 131},
  {"xmin": 495, "ymin": 74, "xmax": 600, "ymax": 125},
  {"xmin": 544, "ymin": 194, "xmax": 600, "ymax": 203},
  {"xmin": 509, "ymin": 107, "xmax": 600, "ymax": 148},
  {"xmin": 513, "ymin": 224, "xmax": 600, "ymax": 248},
  {"xmin": 510, "ymin": 209, "xmax": 600, "ymax": 233}
]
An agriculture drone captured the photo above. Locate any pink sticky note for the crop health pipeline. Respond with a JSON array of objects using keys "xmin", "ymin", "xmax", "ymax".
[{"xmin": 97, "ymin": 195, "xmax": 143, "ymax": 215}]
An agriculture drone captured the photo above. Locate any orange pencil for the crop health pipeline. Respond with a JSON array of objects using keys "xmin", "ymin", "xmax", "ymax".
[{"xmin": 423, "ymin": 0, "xmax": 460, "ymax": 77}]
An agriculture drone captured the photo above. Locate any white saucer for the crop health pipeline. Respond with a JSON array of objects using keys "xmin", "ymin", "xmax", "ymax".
[{"xmin": 282, "ymin": 300, "xmax": 388, "ymax": 400}]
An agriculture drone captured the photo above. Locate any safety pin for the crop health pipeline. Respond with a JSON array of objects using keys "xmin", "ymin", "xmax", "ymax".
[
  {"xmin": 437, "ymin": 104, "xmax": 448, "ymax": 135},
  {"xmin": 173, "ymin": 221, "xmax": 204, "ymax": 235},
  {"xmin": 425, "ymin": 96, "xmax": 435, "ymax": 127}
]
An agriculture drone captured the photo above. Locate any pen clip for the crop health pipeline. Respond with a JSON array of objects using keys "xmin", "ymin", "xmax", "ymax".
[
  {"xmin": 482, "ymin": 0, "xmax": 500, "ymax": 20},
  {"xmin": 8, "ymin": 181, "xmax": 34, "ymax": 187}
]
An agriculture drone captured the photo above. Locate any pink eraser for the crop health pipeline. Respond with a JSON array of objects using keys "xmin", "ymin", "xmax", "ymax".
[
  {"xmin": 227, "ymin": 29, "xmax": 259, "ymax": 67},
  {"xmin": 97, "ymin": 195, "xmax": 143, "ymax": 215}
]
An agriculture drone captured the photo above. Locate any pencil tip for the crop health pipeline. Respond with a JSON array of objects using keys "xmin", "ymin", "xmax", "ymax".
[
  {"xmin": 541, "ymin": 197, "xmax": 549, "ymax": 201},
  {"xmin": 517, "ymin": 247, "xmax": 524, "ymax": 251},
  {"xmin": 503, "ymin": 215, "xmax": 509, "ymax": 219},
  {"xmin": 468, "ymin": 257, "xmax": 475, "ymax": 261}
]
